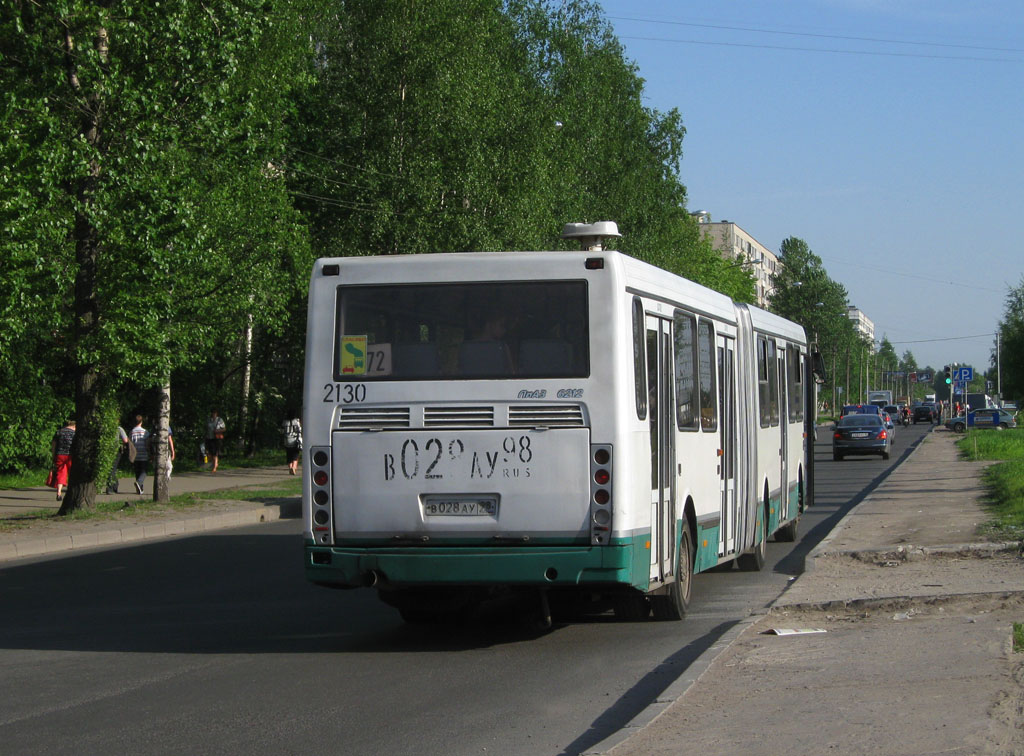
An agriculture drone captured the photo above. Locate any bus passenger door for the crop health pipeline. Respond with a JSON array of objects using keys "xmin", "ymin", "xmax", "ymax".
[
  {"xmin": 778, "ymin": 350, "xmax": 788, "ymax": 522},
  {"xmin": 718, "ymin": 337, "xmax": 737, "ymax": 555},
  {"xmin": 647, "ymin": 316, "xmax": 675, "ymax": 584}
]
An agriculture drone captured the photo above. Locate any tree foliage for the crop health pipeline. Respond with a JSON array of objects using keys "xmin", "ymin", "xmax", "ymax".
[
  {"xmin": 1, "ymin": 1, "xmax": 314, "ymax": 508},
  {"xmin": 2, "ymin": 0, "xmax": 763, "ymax": 496},
  {"xmin": 998, "ymin": 278, "xmax": 1024, "ymax": 401}
]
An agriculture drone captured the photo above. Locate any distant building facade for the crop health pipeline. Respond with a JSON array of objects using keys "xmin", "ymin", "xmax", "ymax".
[
  {"xmin": 847, "ymin": 306, "xmax": 875, "ymax": 342},
  {"xmin": 694, "ymin": 216, "xmax": 778, "ymax": 307}
]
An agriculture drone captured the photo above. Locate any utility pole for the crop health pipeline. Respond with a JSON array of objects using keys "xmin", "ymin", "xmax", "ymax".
[{"xmin": 997, "ymin": 330, "xmax": 1002, "ymax": 398}]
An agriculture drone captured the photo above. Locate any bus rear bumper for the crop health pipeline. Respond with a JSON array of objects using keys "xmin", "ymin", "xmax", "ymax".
[{"xmin": 304, "ymin": 543, "xmax": 640, "ymax": 589}]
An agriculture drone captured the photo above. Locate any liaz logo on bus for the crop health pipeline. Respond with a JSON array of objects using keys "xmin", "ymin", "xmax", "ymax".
[{"xmin": 340, "ymin": 336, "xmax": 367, "ymax": 374}]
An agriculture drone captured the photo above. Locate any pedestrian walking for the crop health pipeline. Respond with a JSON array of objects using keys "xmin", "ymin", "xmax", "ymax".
[
  {"xmin": 205, "ymin": 409, "xmax": 226, "ymax": 472},
  {"xmin": 281, "ymin": 411, "xmax": 302, "ymax": 476},
  {"xmin": 165, "ymin": 425, "xmax": 176, "ymax": 479},
  {"xmin": 129, "ymin": 415, "xmax": 151, "ymax": 495},
  {"xmin": 104, "ymin": 425, "xmax": 129, "ymax": 494},
  {"xmin": 50, "ymin": 419, "xmax": 76, "ymax": 500}
]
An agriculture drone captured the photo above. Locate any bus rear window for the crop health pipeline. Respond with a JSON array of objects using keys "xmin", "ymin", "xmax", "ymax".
[{"xmin": 333, "ymin": 281, "xmax": 589, "ymax": 380}]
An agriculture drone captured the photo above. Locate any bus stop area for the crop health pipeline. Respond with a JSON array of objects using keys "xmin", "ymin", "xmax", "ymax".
[
  {"xmin": 597, "ymin": 428, "xmax": 1024, "ymax": 756},
  {"xmin": 3, "ymin": 434, "xmax": 1024, "ymax": 754}
]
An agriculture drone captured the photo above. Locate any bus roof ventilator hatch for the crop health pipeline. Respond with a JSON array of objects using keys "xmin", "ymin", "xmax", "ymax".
[{"xmin": 561, "ymin": 221, "xmax": 621, "ymax": 253}]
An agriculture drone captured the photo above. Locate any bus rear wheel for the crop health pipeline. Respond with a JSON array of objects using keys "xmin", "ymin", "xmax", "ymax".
[
  {"xmin": 651, "ymin": 527, "xmax": 693, "ymax": 621},
  {"xmin": 776, "ymin": 515, "xmax": 799, "ymax": 542},
  {"xmin": 737, "ymin": 504, "xmax": 767, "ymax": 571}
]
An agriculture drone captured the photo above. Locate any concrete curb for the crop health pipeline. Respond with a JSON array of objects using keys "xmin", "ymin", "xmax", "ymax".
[
  {"xmin": 581, "ymin": 610, "xmax": 767, "ymax": 756},
  {"xmin": 0, "ymin": 499, "xmax": 300, "ymax": 563},
  {"xmin": 817, "ymin": 541, "xmax": 1022, "ymax": 563},
  {"xmin": 769, "ymin": 589, "xmax": 1024, "ymax": 615}
]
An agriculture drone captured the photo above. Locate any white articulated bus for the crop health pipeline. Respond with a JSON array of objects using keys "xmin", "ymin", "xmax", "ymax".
[{"xmin": 303, "ymin": 222, "xmax": 822, "ymax": 622}]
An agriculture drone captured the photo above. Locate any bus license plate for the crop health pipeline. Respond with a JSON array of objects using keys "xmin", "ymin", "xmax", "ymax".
[{"xmin": 423, "ymin": 496, "xmax": 498, "ymax": 516}]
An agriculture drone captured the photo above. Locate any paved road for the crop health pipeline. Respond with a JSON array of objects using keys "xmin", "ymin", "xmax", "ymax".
[{"xmin": 0, "ymin": 424, "xmax": 931, "ymax": 755}]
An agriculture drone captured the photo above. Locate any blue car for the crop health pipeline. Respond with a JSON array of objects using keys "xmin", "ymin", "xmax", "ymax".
[{"xmin": 945, "ymin": 409, "xmax": 1017, "ymax": 432}]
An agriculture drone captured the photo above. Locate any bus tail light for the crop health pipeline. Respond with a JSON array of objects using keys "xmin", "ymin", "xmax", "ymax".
[
  {"xmin": 590, "ymin": 444, "xmax": 613, "ymax": 545},
  {"xmin": 309, "ymin": 446, "xmax": 333, "ymax": 544}
]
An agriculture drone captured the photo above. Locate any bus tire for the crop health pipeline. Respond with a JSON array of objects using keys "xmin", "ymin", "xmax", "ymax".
[
  {"xmin": 776, "ymin": 515, "xmax": 798, "ymax": 542},
  {"xmin": 651, "ymin": 527, "xmax": 693, "ymax": 621},
  {"xmin": 737, "ymin": 504, "xmax": 767, "ymax": 572}
]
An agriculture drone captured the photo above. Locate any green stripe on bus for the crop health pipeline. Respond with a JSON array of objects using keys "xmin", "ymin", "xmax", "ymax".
[
  {"xmin": 305, "ymin": 535, "xmax": 653, "ymax": 590},
  {"xmin": 694, "ymin": 523, "xmax": 720, "ymax": 573}
]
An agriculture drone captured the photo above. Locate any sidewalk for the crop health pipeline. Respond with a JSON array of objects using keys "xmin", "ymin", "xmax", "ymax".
[
  {"xmin": 598, "ymin": 428, "xmax": 1024, "ymax": 756},
  {"xmin": 0, "ymin": 466, "xmax": 300, "ymax": 562}
]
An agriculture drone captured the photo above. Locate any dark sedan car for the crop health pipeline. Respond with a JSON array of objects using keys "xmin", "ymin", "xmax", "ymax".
[
  {"xmin": 833, "ymin": 413, "xmax": 892, "ymax": 461},
  {"xmin": 912, "ymin": 404, "xmax": 936, "ymax": 424}
]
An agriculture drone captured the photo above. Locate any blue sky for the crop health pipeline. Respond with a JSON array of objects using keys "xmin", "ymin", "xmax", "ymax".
[{"xmin": 598, "ymin": 1, "xmax": 1023, "ymax": 379}]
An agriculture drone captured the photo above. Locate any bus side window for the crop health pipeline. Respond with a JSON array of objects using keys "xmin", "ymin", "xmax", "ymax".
[
  {"xmin": 633, "ymin": 297, "xmax": 647, "ymax": 420},
  {"xmin": 758, "ymin": 337, "xmax": 770, "ymax": 428},
  {"xmin": 768, "ymin": 339, "xmax": 780, "ymax": 427},
  {"xmin": 673, "ymin": 310, "xmax": 697, "ymax": 430},
  {"xmin": 697, "ymin": 319, "xmax": 717, "ymax": 431},
  {"xmin": 788, "ymin": 348, "xmax": 804, "ymax": 423}
]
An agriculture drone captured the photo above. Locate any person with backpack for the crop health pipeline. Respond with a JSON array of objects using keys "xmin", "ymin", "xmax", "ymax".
[{"xmin": 281, "ymin": 411, "xmax": 302, "ymax": 476}]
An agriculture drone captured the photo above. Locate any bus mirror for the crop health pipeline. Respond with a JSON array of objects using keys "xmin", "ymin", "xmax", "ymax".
[{"xmin": 811, "ymin": 351, "xmax": 827, "ymax": 385}]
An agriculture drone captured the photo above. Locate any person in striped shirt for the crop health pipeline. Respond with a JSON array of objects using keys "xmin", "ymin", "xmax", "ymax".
[{"xmin": 129, "ymin": 415, "xmax": 152, "ymax": 495}]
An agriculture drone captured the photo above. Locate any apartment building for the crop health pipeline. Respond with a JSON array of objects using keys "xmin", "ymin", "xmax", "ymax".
[
  {"xmin": 847, "ymin": 306, "xmax": 875, "ymax": 342},
  {"xmin": 694, "ymin": 215, "xmax": 778, "ymax": 307}
]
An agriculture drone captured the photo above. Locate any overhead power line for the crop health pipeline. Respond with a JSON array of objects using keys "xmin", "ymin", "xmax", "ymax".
[
  {"xmin": 888, "ymin": 333, "xmax": 997, "ymax": 345},
  {"xmin": 607, "ymin": 15, "xmax": 1024, "ymax": 55},
  {"xmin": 617, "ymin": 34, "xmax": 1022, "ymax": 64},
  {"xmin": 818, "ymin": 254, "xmax": 1005, "ymax": 294}
]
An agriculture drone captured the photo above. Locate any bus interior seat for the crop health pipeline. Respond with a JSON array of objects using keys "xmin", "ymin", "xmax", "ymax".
[
  {"xmin": 458, "ymin": 340, "xmax": 512, "ymax": 376},
  {"xmin": 518, "ymin": 339, "xmax": 573, "ymax": 376},
  {"xmin": 392, "ymin": 342, "xmax": 441, "ymax": 377}
]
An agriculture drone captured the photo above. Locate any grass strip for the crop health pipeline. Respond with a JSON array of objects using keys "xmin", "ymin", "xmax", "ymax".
[
  {"xmin": 0, "ymin": 477, "xmax": 301, "ymax": 533},
  {"xmin": 956, "ymin": 429, "xmax": 1024, "ymax": 539},
  {"xmin": 977, "ymin": 459, "xmax": 1024, "ymax": 540}
]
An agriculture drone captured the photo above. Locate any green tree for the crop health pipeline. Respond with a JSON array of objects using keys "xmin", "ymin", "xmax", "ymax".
[
  {"xmin": 769, "ymin": 236, "xmax": 852, "ymax": 411},
  {"xmin": 0, "ymin": 1, "xmax": 313, "ymax": 510},
  {"xmin": 291, "ymin": 0, "xmax": 733, "ymax": 293},
  {"xmin": 997, "ymin": 278, "xmax": 1024, "ymax": 401}
]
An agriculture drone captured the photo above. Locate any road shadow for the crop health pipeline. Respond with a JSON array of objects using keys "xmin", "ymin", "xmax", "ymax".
[
  {"xmin": 0, "ymin": 530, "xmax": 581, "ymax": 655},
  {"xmin": 556, "ymin": 621, "xmax": 736, "ymax": 756}
]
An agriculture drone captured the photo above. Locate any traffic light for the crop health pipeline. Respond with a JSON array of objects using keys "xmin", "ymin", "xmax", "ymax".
[{"xmin": 943, "ymin": 366, "xmax": 952, "ymax": 385}]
